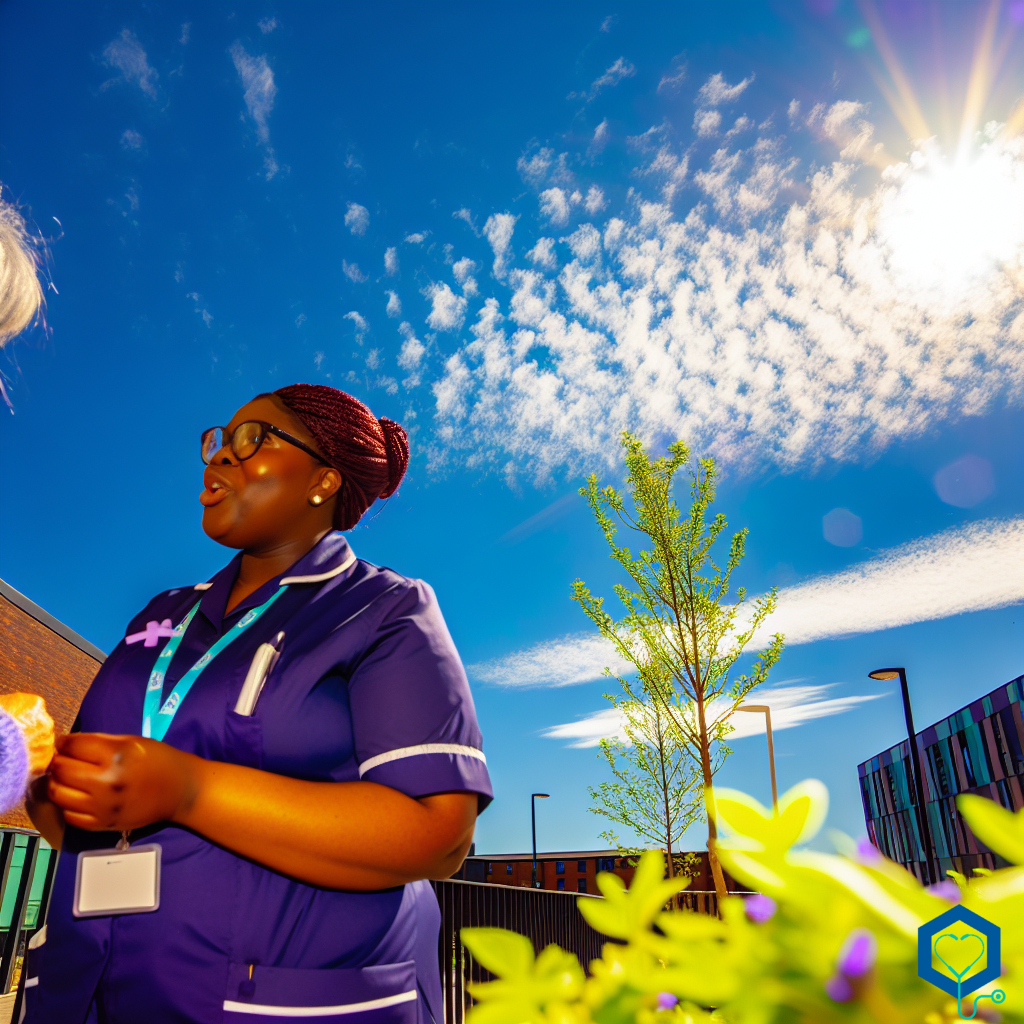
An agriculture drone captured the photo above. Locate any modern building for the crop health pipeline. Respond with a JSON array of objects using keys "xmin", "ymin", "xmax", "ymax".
[
  {"xmin": 0, "ymin": 578, "xmax": 105, "ymax": 1011},
  {"xmin": 453, "ymin": 849, "xmax": 745, "ymax": 895},
  {"xmin": 857, "ymin": 674, "xmax": 1024, "ymax": 882}
]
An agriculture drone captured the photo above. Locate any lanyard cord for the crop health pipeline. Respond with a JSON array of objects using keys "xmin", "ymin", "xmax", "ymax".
[{"xmin": 141, "ymin": 587, "xmax": 289, "ymax": 742}]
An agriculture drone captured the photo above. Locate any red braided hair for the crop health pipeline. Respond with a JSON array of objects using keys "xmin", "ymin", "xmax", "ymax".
[{"xmin": 273, "ymin": 383, "xmax": 409, "ymax": 530}]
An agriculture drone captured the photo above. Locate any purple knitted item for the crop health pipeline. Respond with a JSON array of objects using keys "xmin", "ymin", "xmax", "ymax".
[{"xmin": 0, "ymin": 709, "xmax": 30, "ymax": 814}]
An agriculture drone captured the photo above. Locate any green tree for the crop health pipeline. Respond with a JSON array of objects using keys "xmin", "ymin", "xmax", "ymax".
[
  {"xmin": 589, "ymin": 685, "xmax": 709, "ymax": 888},
  {"xmin": 573, "ymin": 433, "xmax": 784, "ymax": 904}
]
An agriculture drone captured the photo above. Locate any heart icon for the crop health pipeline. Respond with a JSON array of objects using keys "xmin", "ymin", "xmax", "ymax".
[{"xmin": 934, "ymin": 932, "xmax": 986, "ymax": 982}]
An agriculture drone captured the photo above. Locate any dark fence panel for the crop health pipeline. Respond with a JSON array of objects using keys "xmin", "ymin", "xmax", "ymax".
[{"xmin": 430, "ymin": 880, "xmax": 606, "ymax": 1024}]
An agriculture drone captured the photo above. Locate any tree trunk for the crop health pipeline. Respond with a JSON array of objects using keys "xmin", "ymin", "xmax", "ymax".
[
  {"xmin": 696, "ymin": 696, "xmax": 729, "ymax": 911},
  {"xmin": 658, "ymin": 710, "xmax": 679, "ymax": 909}
]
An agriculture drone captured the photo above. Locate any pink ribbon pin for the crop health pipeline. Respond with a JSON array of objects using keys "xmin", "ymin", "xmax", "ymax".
[{"xmin": 126, "ymin": 619, "xmax": 176, "ymax": 647}]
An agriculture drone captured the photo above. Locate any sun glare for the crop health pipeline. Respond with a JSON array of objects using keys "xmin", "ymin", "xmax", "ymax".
[{"xmin": 879, "ymin": 138, "xmax": 1024, "ymax": 300}]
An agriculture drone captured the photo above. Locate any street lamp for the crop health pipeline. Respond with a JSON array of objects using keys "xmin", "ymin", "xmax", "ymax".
[
  {"xmin": 737, "ymin": 705, "xmax": 778, "ymax": 813},
  {"xmin": 868, "ymin": 667, "xmax": 935, "ymax": 885},
  {"xmin": 531, "ymin": 793, "xmax": 550, "ymax": 888}
]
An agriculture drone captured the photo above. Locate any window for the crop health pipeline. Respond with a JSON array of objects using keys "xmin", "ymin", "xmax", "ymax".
[
  {"xmin": 597, "ymin": 857, "xmax": 616, "ymax": 872},
  {"xmin": 556, "ymin": 878, "xmax": 565, "ymax": 890},
  {"xmin": 486, "ymin": 863, "xmax": 492, "ymax": 875},
  {"xmin": 577, "ymin": 879, "xmax": 587, "ymax": 893},
  {"xmin": 555, "ymin": 861, "xmax": 565, "ymax": 874},
  {"xmin": 578, "ymin": 860, "xmax": 587, "ymax": 872},
  {"xmin": 506, "ymin": 864, "xmax": 513, "ymax": 875},
  {"xmin": 958, "ymin": 730, "xmax": 977, "ymax": 789}
]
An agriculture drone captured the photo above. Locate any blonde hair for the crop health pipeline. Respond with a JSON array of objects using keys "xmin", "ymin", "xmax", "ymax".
[{"xmin": 0, "ymin": 193, "xmax": 45, "ymax": 347}]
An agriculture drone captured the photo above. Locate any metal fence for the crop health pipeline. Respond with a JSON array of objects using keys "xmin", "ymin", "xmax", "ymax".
[{"xmin": 430, "ymin": 879, "xmax": 606, "ymax": 1024}]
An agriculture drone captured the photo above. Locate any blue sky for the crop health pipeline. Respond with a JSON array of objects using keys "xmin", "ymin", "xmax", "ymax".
[{"xmin": 1, "ymin": 0, "xmax": 1022, "ymax": 857}]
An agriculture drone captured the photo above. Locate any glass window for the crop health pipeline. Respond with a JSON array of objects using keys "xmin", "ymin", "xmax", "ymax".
[
  {"xmin": 556, "ymin": 878, "xmax": 565, "ymax": 890},
  {"xmin": 577, "ymin": 860, "xmax": 587, "ymax": 872},
  {"xmin": 555, "ymin": 861, "xmax": 564, "ymax": 874},
  {"xmin": 577, "ymin": 878, "xmax": 587, "ymax": 893},
  {"xmin": 506, "ymin": 864, "xmax": 512, "ymax": 875}
]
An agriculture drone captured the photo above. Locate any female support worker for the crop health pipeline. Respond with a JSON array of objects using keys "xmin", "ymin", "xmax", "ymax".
[{"xmin": 25, "ymin": 384, "xmax": 492, "ymax": 1024}]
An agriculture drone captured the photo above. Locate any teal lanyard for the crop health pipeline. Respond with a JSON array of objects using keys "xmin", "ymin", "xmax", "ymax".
[{"xmin": 142, "ymin": 586, "xmax": 288, "ymax": 741}]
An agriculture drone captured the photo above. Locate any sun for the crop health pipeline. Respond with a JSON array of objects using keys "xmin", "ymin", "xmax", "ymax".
[{"xmin": 879, "ymin": 137, "xmax": 1024, "ymax": 298}]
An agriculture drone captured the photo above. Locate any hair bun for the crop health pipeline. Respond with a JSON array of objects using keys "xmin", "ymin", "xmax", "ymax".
[{"xmin": 378, "ymin": 418, "xmax": 409, "ymax": 498}]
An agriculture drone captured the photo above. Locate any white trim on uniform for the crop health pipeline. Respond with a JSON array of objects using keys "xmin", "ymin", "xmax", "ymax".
[
  {"xmin": 280, "ymin": 551, "xmax": 357, "ymax": 586},
  {"xmin": 223, "ymin": 989, "xmax": 417, "ymax": 1017},
  {"xmin": 193, "ymin": 582, "xmax": 214, "ymax": 591},
  {"xmin": 358, "ymin": 743, "xmax": 487, "ymax": 778},
  {"xmin": 24, "ymin": 977, "xmax": 39, "ymax": 989}
]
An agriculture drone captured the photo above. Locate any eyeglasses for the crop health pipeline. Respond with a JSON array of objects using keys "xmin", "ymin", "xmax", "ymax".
[{"xmin": 201, "ymin": 421, "xmax": 329, "ymax": 466}]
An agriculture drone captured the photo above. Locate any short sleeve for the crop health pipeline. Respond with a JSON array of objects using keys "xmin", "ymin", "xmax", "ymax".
[{"xmin": 348, "ymin": 580, "xmax": 492, "ymax": 810}]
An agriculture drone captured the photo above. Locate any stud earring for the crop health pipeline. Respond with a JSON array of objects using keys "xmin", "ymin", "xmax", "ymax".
[{"xmin": 312, "ymin": 495, "xmax": 323, "ymax": 505}]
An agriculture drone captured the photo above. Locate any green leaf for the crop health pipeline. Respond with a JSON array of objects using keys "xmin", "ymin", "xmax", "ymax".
[
  {"xmin": 958, "ymin": 794, "xmax": 1024, "ymax": 864},
  {"xmin": 578, "ymin": 851, "xmax": 680, "ymax": 940},
  {"xmin": 462, "ymin": 928, "xmax": 535, "ymax": 979}
]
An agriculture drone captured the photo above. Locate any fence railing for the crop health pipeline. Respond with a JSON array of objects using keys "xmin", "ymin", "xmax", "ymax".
[{"xmin": 429, "ymin": 880, "xmax": 758, "ymax": 1024}]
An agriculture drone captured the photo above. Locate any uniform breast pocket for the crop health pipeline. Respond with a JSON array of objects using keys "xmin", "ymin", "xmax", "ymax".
[
  {"xmin": 223, "ymin": 961, "xmax": 419, "ymax": 1023},
  {"xmin": 223, "ymin": 711, "xmax": 264, "ymax": 769}
]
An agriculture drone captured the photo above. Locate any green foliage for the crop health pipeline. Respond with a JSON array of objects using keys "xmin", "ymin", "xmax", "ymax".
[
  {"xmin": 464, "ymin": 781, "xmax": 1024, "ymax": 1024},
  {"xmin": 589, "ymin": 696, "xmax": 707, "ymax": 868},
  {"xmin": 573, "ymin": 432, "xmax": 784, "ymax": 898}
]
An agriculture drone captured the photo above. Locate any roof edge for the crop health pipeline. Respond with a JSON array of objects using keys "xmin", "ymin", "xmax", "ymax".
[{"xmin": 0, "ymin": 578, "xmax": 107, "ymax": 663}]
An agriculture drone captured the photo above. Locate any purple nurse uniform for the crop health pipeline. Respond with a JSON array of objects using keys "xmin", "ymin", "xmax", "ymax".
[{"xmin": 25, "ymin": 532, "xmax": 492, "ymax": 1024}]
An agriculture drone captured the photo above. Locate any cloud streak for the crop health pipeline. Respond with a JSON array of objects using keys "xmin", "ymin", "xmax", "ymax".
[
  {"xmin": 230, "ymin": 43, "xmax": 278, "ymax": 178},
  {"xmin": 102, "ymin": 30, "xmax": 158, "ymax": 99},
  {"xmin": 542, "ymin": 683, "xmax": 886, "ymax": 748},
  {"xmin": 468, "ymin": 517, "xmax": 1024, "ymax": 687}
]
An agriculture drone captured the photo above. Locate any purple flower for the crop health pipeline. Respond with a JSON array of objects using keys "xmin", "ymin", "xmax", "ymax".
[
  {"xmin": 854, "ymin": 838, "xmax": 883, "ymax": 864},
  {"xmin": 927, "ymin": 880, "xmax": 961, "ymax": 904},
  {"xmin": 657, "ymin": 993, "xmax": 678, "ymax": 1011},
  {"xmin": 744, "ymin": 894, "xmax": 777, "ymax": 924},
  {"xmin": 825, "ymin": 974, "xmax": 854, "ymax": 1003},
  {"xmin": 838, "ymin": 929, "xmax": 876, "ymax": 979}
]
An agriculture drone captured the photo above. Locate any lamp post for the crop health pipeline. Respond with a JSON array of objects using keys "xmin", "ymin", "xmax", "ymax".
[
  {"xmin": 868, "ymin": 667, "xmax": 935, "ymax": 886},
  {"xmin": 531, "ymin": 793, "xmax": 550, "ymax": 888},
  {"xmin": 737, "ymin": 705, "xmax": 778, "ymax": 813}
]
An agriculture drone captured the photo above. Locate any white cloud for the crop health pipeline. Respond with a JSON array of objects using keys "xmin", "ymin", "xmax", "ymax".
[
  {"xmin": 527, "ymin": 237, "xmax": 558, "ymax": 270},
  {"xmin": 179, "ymin": 23, "xmax": 191, "ymax": 45},
  {"xmin": 600, "ymin": 15, "xmax": 615, "ymax": 32},
  {"xmin": 425, "ymin": 281, "xmax": 468, "ymax": 332},
  {"xmin": 452, "ymin": 257, "xmax": 478, "ymax": 296},
  {"xmin": 230, "ymin": 43, "xmax": 278, "ymax": 178},
  {"xmin": 342, "ymin": 260, "xmax": 366, "ymax": 283},
  {"xmin": 482, "ymin": 212, "xmax": 518, "ymax": 279},
  {"xmin": 344, "ymin": 202, "xmax": 369, "ymax": 236},
  {"xmin": 539, "ymin": 187, "xmax": 575, "ymax": 227},
  {"xmin": 386, "ymin": 290, "xmax": 402, "ymax": 317},
  {"xmin": 517, "ymin": 148, "xmax": 574, "ymax": 189},
  {"xmin": 405, "ymin": 231, "xmax": 429, "ymax": 244},
  {"xmin": 468, "ymin": 518, "xmax": 1024, "ymax": 687},
  {"xmin": 588, "ymin": 120, "xmax": 610, "ymax": 158},
  {"xmin": 384, "ymin": 247, "xmax": 398, "ymax": 276},
  {"xmin": 694, "ymin": 109, "xmax": 722, "ymax": 137},
  {"xmin": 453, "ymin": 208, "xmax": 479, "ymax": 235},
  {"xmin": 578, "ymin": 57, "xmax": 636, "ymax": 102},
  {"xmin": 398, "ymin": 322, "xmax": 426, "ymax": 370},
  {"xmin": 584, "ymin": 185, "xmax": 607, "ymax": 215},
  {"xmin": 344, "ymin": 310, "xmax": 368, "ymax": 335},
  {"xmin": 258, "ymin": 16, "xmax": 278, "ymax": 33},
  {"xmin": 542, "ymin": 683, "xmax": 886, "ymax": 748},
  {"xmin": 788, "ymin": 99, "xmax": 801, "ymax": 125},
  {"xmin": 696, "ymin": 72, "xmax": 753, "ymax": 106},
  {"xmin": 433, "ymin": 108, "xmax": 1024, "ymax": 483},
  {"xmin": 102, "ymin": 29, "xmax": 158, "ymax": 99},
  {"xmin": 658, "ymin": 62, "xmax": 687, "ymax": 94},
  {"xmin": 120, "ymin": 129, "xmax": 145, "ymax": 150}
]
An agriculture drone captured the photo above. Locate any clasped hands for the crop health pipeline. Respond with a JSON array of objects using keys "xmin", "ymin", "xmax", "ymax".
[{"xmin": 44, "ymin": 733, "xmax": 200, "ymax": 832}]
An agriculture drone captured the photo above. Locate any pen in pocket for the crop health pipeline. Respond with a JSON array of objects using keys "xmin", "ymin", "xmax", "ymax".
[{"xmin": 234, "ymin": 631, "xmax": 285, "ymax": 716}]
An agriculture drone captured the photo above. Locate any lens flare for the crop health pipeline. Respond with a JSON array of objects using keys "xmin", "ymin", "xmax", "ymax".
[{"xmin": 879, "ymin": 137, "xmax": 1024, "ymax": 299}]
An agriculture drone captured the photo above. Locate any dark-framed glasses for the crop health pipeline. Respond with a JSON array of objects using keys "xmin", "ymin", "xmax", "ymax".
[{"xmin": 201, "ymin": 421, "xmax": 328, "ymax": 466}]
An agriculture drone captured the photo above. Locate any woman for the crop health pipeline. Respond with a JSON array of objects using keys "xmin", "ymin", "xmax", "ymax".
[{"xmin": 26, "ymin": 384, "xmax": 492, "ymax": 1024}]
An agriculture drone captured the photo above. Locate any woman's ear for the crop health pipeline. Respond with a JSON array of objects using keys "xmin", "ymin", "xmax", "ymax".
[{"xmin": 307, "ymin": 468, "xmax": 342, "ymax": 506}]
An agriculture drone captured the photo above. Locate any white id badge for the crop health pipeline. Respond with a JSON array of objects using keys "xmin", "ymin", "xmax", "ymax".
[{"xmin": 73, "ymin": 844, "xmax": 162, "ymax": 917}]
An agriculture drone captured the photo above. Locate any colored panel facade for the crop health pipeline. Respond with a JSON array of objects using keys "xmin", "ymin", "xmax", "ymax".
[{"xmin": 857, "ymin": 675, "xmax": 1024, "ymax": 881}]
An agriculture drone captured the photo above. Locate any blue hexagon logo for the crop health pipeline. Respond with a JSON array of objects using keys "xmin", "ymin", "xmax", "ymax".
[{"xmin": 918, "ymin": 905, "xmax": 1005, "ymax": 1018}]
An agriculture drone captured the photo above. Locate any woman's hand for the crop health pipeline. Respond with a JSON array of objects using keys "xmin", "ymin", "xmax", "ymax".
[{"xmin": 47, "ymin": 733, "xmax": 199, "ymax": 832}]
